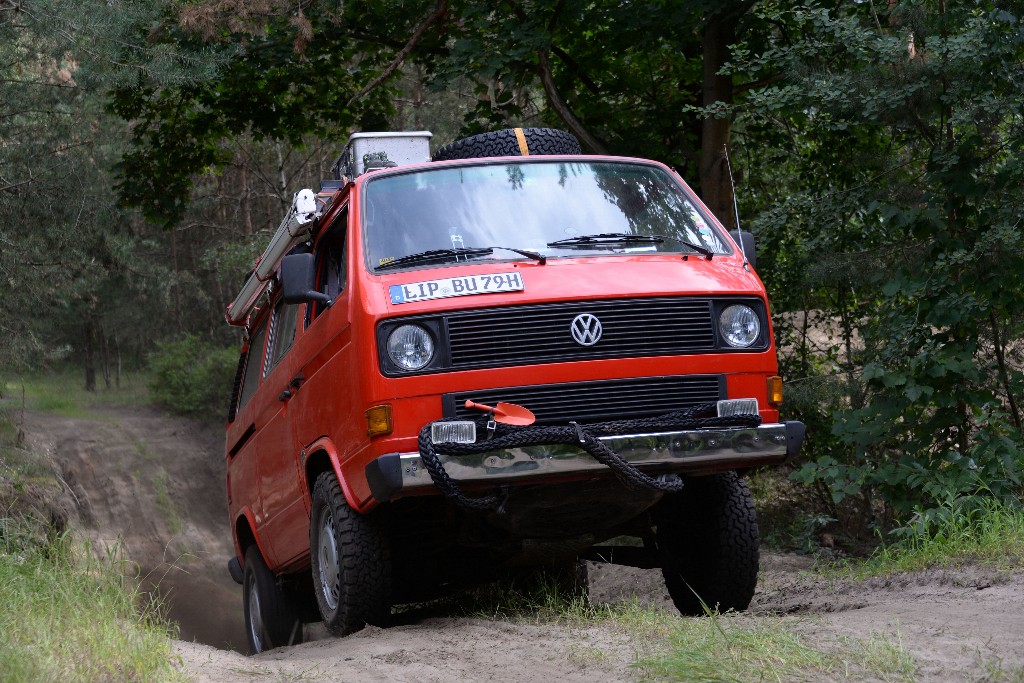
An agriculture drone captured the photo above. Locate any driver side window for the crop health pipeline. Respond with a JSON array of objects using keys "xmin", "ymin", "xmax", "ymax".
[{"xmin": 311, "ymin": 210, "xmax": 348, "ymax": 321}]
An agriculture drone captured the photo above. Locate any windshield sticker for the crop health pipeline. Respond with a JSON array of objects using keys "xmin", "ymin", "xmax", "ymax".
[{"xmin": 390, "ymin": 272, "xmax": 524, "ymax": 304}]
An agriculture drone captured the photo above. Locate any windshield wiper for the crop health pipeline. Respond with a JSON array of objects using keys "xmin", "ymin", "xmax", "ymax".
[
  {"xmin": 547, "ymin": 232, "xmax": 664, "ymax": 247},
  {"xmin": 488, "ymin": 246, "xmax": 546, "ymax": 264},
  {"xmin": 547, "ymin": 232, "xmax": 714, "ymax": 260},
  {"xmin": 376, "ymin": 247, "xmax": 494, "ymax": 270},
  {"xmin": 376, "ymin": 245, "xmax": 546, "ymax": 271}
]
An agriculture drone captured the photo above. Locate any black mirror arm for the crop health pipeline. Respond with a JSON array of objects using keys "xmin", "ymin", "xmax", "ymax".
[{"xmin": 305, "ymin": 291, "xmax": 333, "ymax": 308}]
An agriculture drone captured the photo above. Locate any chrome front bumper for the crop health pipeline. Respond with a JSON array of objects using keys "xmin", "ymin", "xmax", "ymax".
[{"xmin": 366, "ymin": 421, "xmax": 805, "ymax": 503}]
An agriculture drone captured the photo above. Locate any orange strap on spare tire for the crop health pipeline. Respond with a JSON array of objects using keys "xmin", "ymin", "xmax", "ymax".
[{"xmin": 513, "ymin": 127, "xmax": 530, "ymax": 156}]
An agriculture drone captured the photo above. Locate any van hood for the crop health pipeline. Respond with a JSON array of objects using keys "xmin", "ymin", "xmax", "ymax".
[{"xmin": 373, "ymin": 253, "xmax": 767, "ymax": 315}]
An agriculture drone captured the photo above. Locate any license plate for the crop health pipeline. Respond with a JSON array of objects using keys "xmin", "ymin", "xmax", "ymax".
[{"xmin": 389, "ymin": 272, "xmax": 524, "ymax": 304}]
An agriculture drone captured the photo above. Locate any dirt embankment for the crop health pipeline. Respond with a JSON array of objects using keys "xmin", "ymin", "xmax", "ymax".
[
  {"xmin": 23, "ymin": 406, "xmax": 247, "ymax": 652},
  {"xmin": 21, "ymin": 406, "xmax": 1024, "ymax": 682}
]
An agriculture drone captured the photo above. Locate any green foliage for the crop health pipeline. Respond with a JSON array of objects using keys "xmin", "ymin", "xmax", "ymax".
[
  {"xmin": 738, "ymin": 2, "xmax": 1024, "ymax": 528},
  {"xmin": 148, "ymin": 335, "xmax": 237, "ymax": 417},
  {"xmin": 0, "ymin": 0, "xmax": 229, "ymax": 371},
  {"xmin": 109, "ymin": 2, "xmax": 414, "ymax": 226}
]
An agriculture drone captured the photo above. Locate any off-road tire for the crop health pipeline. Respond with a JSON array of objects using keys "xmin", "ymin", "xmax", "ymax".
[
  {"xmin": 432, "ymin": 128, "xmax": 582, "ymax": 161},
  {"xmin": 242, "ymin": 545, "xmax": 304, "ymax": 654},
  {"xmin": 310, "ymin": 472, "xmax": 391, "ymax": 636},
  {"xmin": 654, "ymin": 472, "xmax": 759, "ymax": 616}
]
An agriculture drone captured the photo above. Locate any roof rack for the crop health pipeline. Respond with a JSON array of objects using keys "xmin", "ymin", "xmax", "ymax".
[{"xmin": 225, "ymin": 189, "xmax": 319, "ymax": 327}]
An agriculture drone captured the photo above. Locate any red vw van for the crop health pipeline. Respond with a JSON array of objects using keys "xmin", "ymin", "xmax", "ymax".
[{"xmin": 224, "ymin": 128, "xmax": 804, "ymax": 654}]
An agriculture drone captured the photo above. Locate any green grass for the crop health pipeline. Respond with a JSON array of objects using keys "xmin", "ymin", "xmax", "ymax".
[
  {"xmin": 0, "ymin": 408, "xmax": 182, "ymax": 683},
  {"xmin": 636, "ymin": 618, "xmax": 916, "ymax": 683},
  {"xmin": 152, "ymin": 471, "xmax": 183, "ymax": 536},
  {"xmin": 0, "ymin": 520, "xmax": 182, "ymax": 683},
  {"xmin": 825, "ymin": 496, "xmax": 1024, "ymax": 578},
  {"xmin": 3, "ymin": 369, "xmax": 151, "ymax": 417},
  {"xmin": 450, "ymin": 576, "xmax": 916, "ymax": 682}
]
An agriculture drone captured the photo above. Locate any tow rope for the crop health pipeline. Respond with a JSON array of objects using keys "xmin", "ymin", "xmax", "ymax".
[{"xmin": 416, "ymin": 402, "xmax": 761, "ymax": 511}]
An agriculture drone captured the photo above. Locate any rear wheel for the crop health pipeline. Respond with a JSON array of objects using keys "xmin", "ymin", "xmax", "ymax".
[
  {"xmin": 654, "ymin": 472, "xmax": 759, "ymax": 615},
  {"xmin": 432, "ymin": 128, "xmax": 582, "ymax": 161},
  {"xmin": 242, "ymin": 545, "xmax": 303, "ymax": 654},
  {"xmin": 310, "ymin": 472, "xmax": 391, "ymax": 635}
]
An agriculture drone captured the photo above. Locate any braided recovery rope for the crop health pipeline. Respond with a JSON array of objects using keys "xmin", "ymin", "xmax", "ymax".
[{"xmin": 416, "ymin": 402, "xmax": 762, "ymax": 511}]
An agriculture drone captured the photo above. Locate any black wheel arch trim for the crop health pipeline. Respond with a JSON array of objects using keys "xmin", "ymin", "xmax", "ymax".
[
  {"xmin": 785, "ymin": 421, "xmax": 806, "ymax": 459},
  {"xmin": 366, "ymin": 452, "xmax": 403, "ymax": 503}
]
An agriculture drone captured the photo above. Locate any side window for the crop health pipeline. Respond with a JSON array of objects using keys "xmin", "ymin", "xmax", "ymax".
[
  {"xmin": 312, "ymin": 211, "xmax": 348, "ymax": 320},
  {"xmin": 237, "ymin": 317, "xmax": 269, "ymax": 413},
  {"xmin": 265, "ymin": 298, "xmax": 300, "ymax": 376}
]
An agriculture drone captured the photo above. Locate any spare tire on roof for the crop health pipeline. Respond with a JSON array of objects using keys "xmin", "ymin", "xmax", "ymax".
[{"xmin": 432, "ymin": 127, "xmax": 582, "ymax": 161}]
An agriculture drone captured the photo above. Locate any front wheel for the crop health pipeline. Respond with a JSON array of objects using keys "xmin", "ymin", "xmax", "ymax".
[
  {"xmin": 242, "ymin": 545, "xmax": 303, "ymax": 654},
  {"xmin": 310, "ymin": 472, "xmax": 392, "ymax": 635},
  {"xmin": 653, "ymin": 472, "xmax": 759, "ymax": 616}
]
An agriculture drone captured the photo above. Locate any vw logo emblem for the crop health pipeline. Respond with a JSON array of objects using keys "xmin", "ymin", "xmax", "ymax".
[{"xmin": 570, "ymin": 313, "xmax": 603, "ymax": 346}]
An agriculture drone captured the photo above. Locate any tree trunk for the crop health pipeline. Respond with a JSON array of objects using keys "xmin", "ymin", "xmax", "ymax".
[
  {"xmin": 241, "ymin": 160, "xmax": 253, "ymax": 236},
  {"xmin": 101, "ymin": 330, "xmax": 112, "ymax": 390},
  {"xmin": 699, "ymin": 13, "xmax": 737, "ymax": 231},
  {"xmin": 114, "ymin": 335, "xmax": 122, "ymax": 390},
  {"xmin": 83, "ymin": 318, "xmax": 97, "ymax": 393}
]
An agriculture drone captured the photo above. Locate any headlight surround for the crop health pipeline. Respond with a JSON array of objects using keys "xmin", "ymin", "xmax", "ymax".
[
  {"xmin": 386, "ymin": 324, "xmax": 435, "ymax": 371},
  {"xmin": 718, "ymin": 304, "xmax": 761, "ymax": 348}
]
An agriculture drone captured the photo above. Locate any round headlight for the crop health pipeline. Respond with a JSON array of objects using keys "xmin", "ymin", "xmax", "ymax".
[
  {"xmin": 387, "ymin": 324, "xmax": 435, "ymax": 371},
  {"xmin": 719, "ymin": 304, "xmax": 761, "ymax": 348}
]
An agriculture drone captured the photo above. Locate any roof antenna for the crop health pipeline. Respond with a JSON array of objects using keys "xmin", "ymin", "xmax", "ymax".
[{"xmin": 723, "ymin": 144, "xmax": 750, "ymax": 272}]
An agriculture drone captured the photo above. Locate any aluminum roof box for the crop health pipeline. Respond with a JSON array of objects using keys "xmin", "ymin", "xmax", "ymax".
[{"xmin": 331, "ymin": 131, "xmax": 432, "ymax": 180}]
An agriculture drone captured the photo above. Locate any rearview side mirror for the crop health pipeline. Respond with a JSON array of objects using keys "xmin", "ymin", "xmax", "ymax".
[
  {"xmin": 280, "ymin": 253, "xmax": 333, "ymax": 308},
  {"xmin": 729, "ymin": 230, "xmax": 756, "ymax": 271}
]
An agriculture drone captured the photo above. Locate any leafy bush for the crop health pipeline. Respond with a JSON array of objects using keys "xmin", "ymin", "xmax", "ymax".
[{"xmin": 148, "ymin": 335, "xmax": 237, "ymax": 417}]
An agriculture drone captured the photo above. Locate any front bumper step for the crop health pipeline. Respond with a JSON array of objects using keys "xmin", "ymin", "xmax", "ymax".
[{"xmin": 367, "ymin": 421, "xmax": 804, "ymax": 503}]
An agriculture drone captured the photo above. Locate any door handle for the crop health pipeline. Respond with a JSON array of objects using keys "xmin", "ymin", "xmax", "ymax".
[{"xmin": 280, "ymin": 374, "xmax": 305, "ymax": 401}]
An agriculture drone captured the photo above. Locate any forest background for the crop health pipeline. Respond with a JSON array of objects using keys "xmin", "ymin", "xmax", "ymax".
[{"xmin": 3, "ymin": 0, "xmax": 1023, "ymax": 545}]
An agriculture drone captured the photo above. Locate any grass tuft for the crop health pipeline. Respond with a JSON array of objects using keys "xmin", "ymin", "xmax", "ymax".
[
  {"xmin": 636, "ymin": 616, "xmax": 917, "ymax": 683},
  {"xmin": 825, "ymin": 496, "xmax": 1024, "ymax": 578},
  {"xmin": 0, "ymin": 519, "xmax": 183, "ymax": 683},
  {"xmin": 453, "ymin": 573, "xmax": 917, "ymax": 682}
]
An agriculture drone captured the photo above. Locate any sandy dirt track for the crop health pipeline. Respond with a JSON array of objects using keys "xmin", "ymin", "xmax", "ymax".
[{"xmin": 23, "ymin": 406, "xmax": 1024, "ymax": 682}]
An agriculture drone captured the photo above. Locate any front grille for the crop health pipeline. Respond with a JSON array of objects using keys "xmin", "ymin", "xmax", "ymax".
[
  {"xmin": 445, "ymin": 297, "xmax": 715, "ymax": 369},
  {"xmin": 443, "ymin": 375, "xmax": 725, "ymax": 425}
]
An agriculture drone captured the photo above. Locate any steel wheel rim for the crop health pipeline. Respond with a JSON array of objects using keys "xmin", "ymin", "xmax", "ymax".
[
  {"xmin": 317, "ymin": 507, "xmax": 340, "ymax": 611},
  {"xmin": 248, "ymin": 582, "xmax": 264, "ymax": 652}
]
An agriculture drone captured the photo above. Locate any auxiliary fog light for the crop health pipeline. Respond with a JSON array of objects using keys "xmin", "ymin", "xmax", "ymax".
[
  {"xmin": 431, "ymin": 421, "xmax": 477, "ymax": 444},
  {"xmin": 717, "ymin": 398, "xmax": 759, "ymax": 417}
]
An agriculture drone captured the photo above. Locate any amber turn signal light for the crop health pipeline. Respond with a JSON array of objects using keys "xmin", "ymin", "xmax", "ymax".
[
  {"xmin": 767, "ymin": 376, "xmax": 784, "ymax": 405},
  {"xmin": 365, "ymin": 404, "xmax": 393, "ymax": 437}
]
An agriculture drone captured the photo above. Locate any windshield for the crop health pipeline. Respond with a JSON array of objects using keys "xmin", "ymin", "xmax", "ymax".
[{"xmin": 362, "ymin": 160, "xmax": 731, "ymax": 272}]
